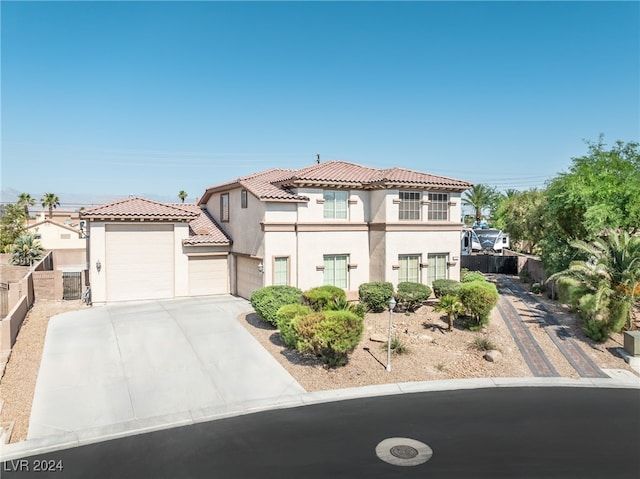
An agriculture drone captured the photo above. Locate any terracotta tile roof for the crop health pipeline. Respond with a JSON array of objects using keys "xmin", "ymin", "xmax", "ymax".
[
  {"xmin": 81, "ymin": 197, "xmax": 199, "ymax": 220},
  {"xmin": 276, "ymin": 161, "xmax": 473, "ymax": 190},
  {"xmin": 199, "ymin": 161, "xmax": 471, "ymax": 205},
  {"xmin": 200, "ymin": 168, "xmax": 309, "ymax": 204},
  {"xmin": 175, "ymin": 204, "xmax": 232, "ymax": 246},
  {"xmin": 81, "ymin": 197, "xmax": 231, "ymax": 246}
]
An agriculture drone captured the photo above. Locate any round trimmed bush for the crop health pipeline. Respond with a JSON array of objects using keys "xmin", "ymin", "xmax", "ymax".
[
  {"xmin": 395, "ymin": 282, "xmax": 432, "ymax": 312},
  {"xmin": 458, "ymin": 280, "xmax": 499, "ymax": 327},
  {"xmin": 250, "ymin": 286, "xmax": 303, "ymax": 326},
  {"xmin": 276, "ymin": 304, "xmax": 313, "ymax": 348},
  {"xmin": 293, "ymin": 310, "xmax": 364, "ymax": 367},
  {"xmin": 358, "ymin": 282, "xmax": 394, "ymax": 312},
  {"xmin": 432, "ymin": 279, "xmax": 461, "ymax": 298},
  {"xmin": 461, "ymin": 271, "xmax": 487, "ymax": 283},
  {"xmin": 302, "ymin": 285, "xmax": 346, "ymax": 311}
]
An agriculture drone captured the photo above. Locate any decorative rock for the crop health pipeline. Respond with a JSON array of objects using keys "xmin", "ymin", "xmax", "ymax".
[
  {"xmin": 370, "ymin": 334, "xmax": 388, "ymax": 343},
  {"xmin": 484, "ymin": 350, "xmax": 502, "ymax": 362}
]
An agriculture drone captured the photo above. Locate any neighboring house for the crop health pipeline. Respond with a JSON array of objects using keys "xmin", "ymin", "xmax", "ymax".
[
  {"xmin": 26, "ymin": 218, "xmax": 88, "ymax": 280},
  {"xmin": 199, "ymin": 161, "xmax": 472, "ymax": 298},
  {"xmin": 83, "ymin": 161, "xmax": 472, "ymax": 303},
  {"xmin": 82, "ymin": 197, "xmax": 231, "ymax": 303}
]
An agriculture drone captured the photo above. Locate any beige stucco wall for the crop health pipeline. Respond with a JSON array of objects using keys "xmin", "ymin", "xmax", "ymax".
[
  {"xmin": 205, "ymin": 187, "xmax": 266, "ymax": 256},
  {"xmin": 27, "ymin": 222, "xmax": 86, "ymax": 250}
]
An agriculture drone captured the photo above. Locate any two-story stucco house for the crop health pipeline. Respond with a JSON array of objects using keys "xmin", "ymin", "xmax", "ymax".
[
  {"xmin": 198, "ymin": 160, "xmax": 472, "ymax": 298},
  {"xmin": 83, "ymin": 160, "xmax": 472, "ymax": 303}
]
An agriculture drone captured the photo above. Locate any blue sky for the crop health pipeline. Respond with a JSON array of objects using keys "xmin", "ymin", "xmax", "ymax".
[{"xmin": 1, "ymin": 1, "xmax": 638, "ymax": 207}]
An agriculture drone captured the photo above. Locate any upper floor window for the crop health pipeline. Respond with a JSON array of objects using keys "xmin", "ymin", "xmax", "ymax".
[
  {"xmin": 241, "ymin": 189, "xmax": 248, "ymax": 209},
  {"xmin": 399, "ymin": 191, "xmax": 420, "ymax": 220},
  {"xmin": 220, "ymin": 193, "xmax": 229, "ymax": 222},
  {"xmin": 323, "ymin": 190, "xmax": 348, "ymax": 219},
  {"xmin": 428, "ymin": 193, "xmax": 448, "ymax": 221}
]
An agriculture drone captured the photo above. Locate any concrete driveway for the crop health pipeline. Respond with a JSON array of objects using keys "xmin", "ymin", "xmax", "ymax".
[{"xmin": 28, "ymin": 296, "xmax": 305, "ymax": 439}]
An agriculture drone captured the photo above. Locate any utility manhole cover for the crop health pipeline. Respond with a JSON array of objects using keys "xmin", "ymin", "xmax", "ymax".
[
  {"xmin": 390, "ymin": 445, "xmax": 419, "ymax": 459},
  {"xmin": 376, "ymin": 437, "xmax": 433, "ymax": 467}
]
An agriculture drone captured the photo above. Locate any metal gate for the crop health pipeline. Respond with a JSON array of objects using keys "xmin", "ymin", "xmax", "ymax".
[
  {"xmin": 461, "ymin": 254, "xmax": 518, "ymax": 275},
  {"xmin": 62, "ymin": 272, "xmax": 82, "ymax": 300}
]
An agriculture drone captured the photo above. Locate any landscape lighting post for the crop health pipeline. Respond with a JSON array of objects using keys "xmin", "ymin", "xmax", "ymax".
[{"xmin": 386, "ymin": 297, "xmax": 396, "ymax": 372}]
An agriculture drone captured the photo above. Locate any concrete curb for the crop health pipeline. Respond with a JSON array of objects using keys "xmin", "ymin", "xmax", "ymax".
[{"xmin": 2, "ymin": 375, "xmax": 638, "ymax": 462}]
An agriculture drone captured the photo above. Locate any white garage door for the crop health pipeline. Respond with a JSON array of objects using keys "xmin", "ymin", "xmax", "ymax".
[
  {"xmin": 106, "ymin": 223, "xmax": 174, "ymax": 302},
  {"xmin": 236, "ymin": 256, "xmax": 263, "ymax": 300},
  {"xmin": 188, "ymin": 255, "xmax": 228, "ymax": 296}
]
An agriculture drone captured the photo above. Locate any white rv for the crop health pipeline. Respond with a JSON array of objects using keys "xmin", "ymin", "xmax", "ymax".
[
  {"xmin": 475, "ymin": 228, "xmax": 510, "ymax": 254},
  {"xmin": 461, "ymin": 228, "xmax": 482, "ymax": 255},
  {"xmin": 461, "ymin": 228, "xmax": 510, "ymax": 255}
]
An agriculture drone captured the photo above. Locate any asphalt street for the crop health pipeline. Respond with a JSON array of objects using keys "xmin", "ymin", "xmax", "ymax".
[{"xmin": 3, "ymin": 387, "xmax": 639, "ymax": 478}]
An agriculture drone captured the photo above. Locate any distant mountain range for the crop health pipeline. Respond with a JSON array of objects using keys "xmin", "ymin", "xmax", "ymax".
[{"xmin": 0, "ymin": 187, "xmax": 178, "ymax": 210}]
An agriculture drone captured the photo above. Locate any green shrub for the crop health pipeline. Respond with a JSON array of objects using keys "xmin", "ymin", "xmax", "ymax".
[
  {"xmin": 276, "ymin": 304, "xmax": 313, "ymax": 348},
  {"xmin": 458, "ymin": 281, "xmax": 499, "ymax": 328},
  {"xmin": 394, "ymin": 282, "xmax": 432, "ymax": 312},
  {"xmin": 432, "ymin": 279, "xmax": 461, "ymax": 298},
  {"xmin": 530, "ymin": 283, "xmax": 544, "ymax": 294},
  {"xmin": 293, "ymin": 310, "xmax": 364, "ymax": 367},
  {"xmin": 555, "ymin": 277, "xmax": 590, "ymax": 309},
  {"xmin": 461, "ymin": 271, "xmax": 487, "ymax": 283},
  {"xmin": 358, "ymin": 282, "xmax": 394, "ymax": 312},
  {"xmin": 472, "ymin": 336, "xmax": 496, "ymax": 351},
  {"xmin": 382, "ymin": 335, "xmax": 410, "ymax": 355},
  {"xmin": 250, "ymin": 286, "xmax": 303, "ymax": 326},
  {"xmin": 577, "ymin": 293, "xmax": 598, "ymax": 321},
  {"xmin": 302, "ymin": 285, "xmax": 346, "ymax": 311},
  {"xmin": 326, "ymin": 297, "xmax": 366, "ymax": 319},
  {"xmin": 583, "ymin": 318, "xmax": 610, "ymax": 342}
]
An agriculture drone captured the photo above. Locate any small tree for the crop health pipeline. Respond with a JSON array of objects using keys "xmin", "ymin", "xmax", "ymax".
[
  {"xmin": 434, "ymin": 295, "xmax": 465, "ymax": 331},
  {"xmin": 178, "ymin": 190, "xmax": 188, "ymax": 203},
  {"xmin": 10, "ymin": 234, "xmax": 44, "ymax": 266},
  {"xmin": 0, "ymin": 204, "xmax": 27, "ymax": 252},
  {"xmin": 458, "ymin": 281, "xmax": 499, "ymax": 329}
]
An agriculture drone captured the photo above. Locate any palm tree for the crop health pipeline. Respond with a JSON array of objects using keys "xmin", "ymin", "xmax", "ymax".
[
  {"xmin": 17, "ymin": 193, "xmax": 36, "ymax": 218},
  {"xmin": 434, "ymin": 295, "xmax": 465, "ymax": 331},
  {"xmin": 40, "ymin": 193, "xmax": 60, "ymax": 219},
  {"xmin": 463, "ymin": 184, "xmax": 499, "ymax": 223},
  {"xmin": 10, "ymin": 234, "xmax": 45, "ymax": 266},
  {"xmin": 551, "ymin": 229, "xmax": 640, "ymax": 333},
  {"xmin": 178, "ymin": 190, "xmax": 188, "ymax": 203}
]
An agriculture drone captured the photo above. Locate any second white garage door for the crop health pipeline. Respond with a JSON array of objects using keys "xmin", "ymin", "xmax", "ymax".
[
  {"xmin": 188, "ymin": 255, "xmax": 229, "ymax": 296},
  {"xmin": 105, "ymin": 223, "xmax": 175, "ymax": 302},
  {"xmin": 236, "ymin": 256, "xmax": 263, "ymax": 300}
]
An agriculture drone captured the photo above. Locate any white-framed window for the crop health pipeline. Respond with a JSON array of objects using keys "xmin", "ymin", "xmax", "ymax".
[
  {"xmin": 241, "ymin": 189, "xmax": 248, "ymax": 209},
  {"xmin": 323, "ymin": 254, "xmax": 349, "ymax": 289},
  {"xmin": 427, "ymin": 253, "xmax": 448, "ymax": 284},
  {"xmin": 273, "ymin": 257, "xmax": 289, "ymax": 286},
  {"xmin": 398, "ymin": 254, "xmax": 421, "ymax": 283},
  {"xmin": 323, "ymin": 190, "xmax": 348, "ymax": 219},
  {"xmin": 399, "ymin": 191, "xmax": 421, "ymax": 220},
  {"xmin": 428, "ymin": 193, "xmax": 448, "ymax": 221},
  {"xmin": 220, "ymin": 193, "xmax": 229, "ymax": 222}
]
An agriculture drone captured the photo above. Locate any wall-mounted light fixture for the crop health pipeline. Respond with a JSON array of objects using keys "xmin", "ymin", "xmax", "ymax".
[
  {"xmin": 257, "ymin": 262, "xmax": 264, "ymax": 274},
  {"xmin": 96, "ymin": 260, "xmax": 102, "ymax": 272}
]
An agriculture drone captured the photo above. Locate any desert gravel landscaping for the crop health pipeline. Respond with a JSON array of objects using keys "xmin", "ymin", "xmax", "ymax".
[{"xmin": 0, "ymin": 280, "xmax": 637, "ymax": 444}]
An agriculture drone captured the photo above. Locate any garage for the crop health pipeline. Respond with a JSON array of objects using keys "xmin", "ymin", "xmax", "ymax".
[
  {"xmin": 105, "ymin": 223, "xmax": 175, "ymax": 302},
  {"xmin": 188, "ymin": 255, "xmax": 229, "ymax": 296},
  {"xmin": 236, "ymin": 256, "xmax": 263, "ymax": 299}
]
